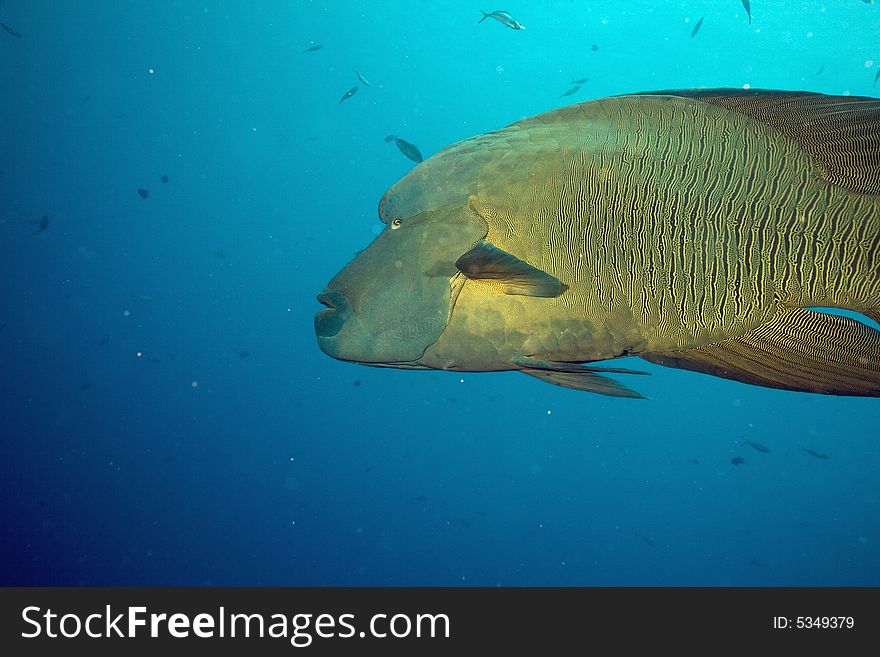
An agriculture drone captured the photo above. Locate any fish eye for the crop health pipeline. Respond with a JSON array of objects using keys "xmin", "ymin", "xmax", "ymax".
[{"xmin": 390, "ymin": 218, "xmax": 402, "ymax": 230}]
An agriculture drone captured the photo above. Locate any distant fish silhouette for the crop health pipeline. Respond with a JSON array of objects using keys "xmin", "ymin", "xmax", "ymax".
[
  {"xmin": 160, "ymin": 175, "xmax": 169, "ymax": 183},
  {"xmin": 137, "ymin": 188, "xmax": 149, "ymax": 199},
  {"xmin": 214, "ymin": 250, "xmax": 226, "ymax": 259},
  {"xmin": 570, "ymin": 77, "xmax": 589, "ymax": 84},
  {"xmin": 590, "ymin": 44, "xmax": 599, "ymax": 52},
  {"xmin": 478, "ymin": 10, "xmax": 525, "ymax": 30},
  {"xmin": 730, "ymin": 456, "xmax": 746, "ymax": 466},
  {"xmin": 385, "ymin": 135, "xmax": 423, "ymax": 163},
  {"xmin": 559, "ymin": 85, "xmax": 581, "ymax": 98},
  {"xmin": 304, "ymin": 43, "xmax": 322, "ymax": 52},
  {"xmin": 352, "ymin": 68, "xmax": 371, "ymax": 87},
  {"xmin": 802, "ymin": 448, "xmax": 829, "ymax": 460},
  {"xmin": 33, "ymin": 215, "xmax": 49, "ymax": 235},
  {"xmin": 744, "ymin": 439, "xmax": 769, "ymax": 453},
  {"xmin": 338, "ymin": 86, "xmax": 358, "ymax": 107},
  {"xmin": 815, "ymin": 66, "xmax": 824, "ymax": 75},
  {"xmin": 691, "ymin": 16, "xmax": 704, "ymax": 38},
  {"xmin": 0, "ymin": 322, "xmax": 6, "ymax": 335},
  {"xmin": 875, "ymin": 68, "xmax": 880, "ymax": 86},
  {"xmin": 0, "ymin": 22, "xmax": 21, "ymax": 38},
  {"xmin": 741, "ymin": 0, "xmax": 751, "ymax": 24},
  {"xmin": 97, "ymin": 335, "xmax": 111, "ymax": 346}
]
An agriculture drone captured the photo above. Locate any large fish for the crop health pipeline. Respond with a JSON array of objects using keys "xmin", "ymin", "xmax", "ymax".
[{"xmin": 315, "ymin": 89, "xmax": 880, "ymax": 398}]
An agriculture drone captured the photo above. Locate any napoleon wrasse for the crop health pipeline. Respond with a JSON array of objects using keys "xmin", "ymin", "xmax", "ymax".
[{"xmin": 316, "ymin": 89, "xmax": 880, "ymax": 398}]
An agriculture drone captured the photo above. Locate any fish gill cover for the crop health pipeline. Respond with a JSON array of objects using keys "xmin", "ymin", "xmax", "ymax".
[{"xmin": 0, "ymin": 0, "xmax": 878, "ymax": 587}]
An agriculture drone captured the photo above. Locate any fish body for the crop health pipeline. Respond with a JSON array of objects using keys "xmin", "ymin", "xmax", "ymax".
[
  {"xmin": 304, "ymin": 44, "xmax": 322, "ymax": 52},
  {"xmin": 0, "ymin": 22, "xmax": 21, "ymax": 38},
  {"xmin": 815, "ymin": 66, "xmax": 824, "ymax": 76},
  {"xmin": 316, "ymin": 89, "xmax": 880, "ymax": 399},
  {"xmin": 731, "ymin": 456, "xmax": 746, "ymax": 466},
  {"xmin": 570, "ymin": 77, "xmax": 590, "ymax": 84},
  {"xmin": 394, "ymin": 138, "xmax": 423, "ymax": 163},
  {"xmin": 875, "ymin": 68, "xmax": 879, "ymax": 86},
  {"xmin": 741, "ymin": 0, "xmax": 751, "ymax": 23},
  {"xmin": 352, "ymin": 68, "xmax": 371, "ymax": 87},
  {"xmin": 744, "ymin": 439, "xmax": 770, "ymax": 453},
  {"xmin": 803, "ymin": 448, "xmax": 829, "ymax": 459},
  {"xmin": 691, "ymin": 16, "xmax": 704, "ymax": 38},
  {"xmin": 338, "ymin": 86, "xmax": 358, "ymax": 106},
  {"xmin": 137, "ymin": 188, "xmax": 149, "ymax": 199},
  {"xmin": 33, "ymin": 215, "xmax": 48, "ymax": 235},
  {"xmin": 478, "ymin": 10, "xmax": 525, "ymax": 30},
  {"xmin": 559, "ymin": 85, "xmax": 581, "ymax": 98}
]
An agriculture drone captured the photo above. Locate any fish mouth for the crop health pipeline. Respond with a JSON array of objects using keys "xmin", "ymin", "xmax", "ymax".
[{"xmin": 315, "ymin": 288, "xmax": 352, "ymax": 339}]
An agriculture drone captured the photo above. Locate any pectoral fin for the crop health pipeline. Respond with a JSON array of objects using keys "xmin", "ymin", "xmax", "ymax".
[
  {"xmin": 513, "ymin": 358, "xmax": 648, "ymax": 398},
  {"xmin": 455, "ymin": 240, "xmax": 567, "ymax": 297},
  {"xmin": 641, "ymin": 307, "xmax": 880, "ymax": 396}
]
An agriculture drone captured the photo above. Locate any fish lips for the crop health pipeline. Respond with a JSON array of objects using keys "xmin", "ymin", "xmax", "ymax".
[{"xmin": 315, "ymin": 288, "xmax": 353, "ymax": 340}]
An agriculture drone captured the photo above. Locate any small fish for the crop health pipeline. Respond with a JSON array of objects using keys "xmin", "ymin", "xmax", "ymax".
[
  {"xmin": 691, "ymin": 16, "xmax": 704, "ymax": 38},
  {"xmin": 802, "ymin": 448, "xmax": 829, "ymax": 460},
  {"xmin": 559, "ymin": 85, "xmax": 581, "ymax": 98},
  {"xmin": 238, "ymin": 351, "xmax": 251, "ymax": 358},
  {"xmin": 741, "ymin": 0, "xmax": 751, "ymax": 24},
  {"xmin": 730, "ymin": 456, "xmax": 746, "ymax": 465},
  {"xmin": 570, "ymin": 77, "xmax": 589, "ymax": 84},
  {"xmin": 478, "ymin": 10, "xmax": 525, "ymax": 30},
  {"xmin": 304, "ymin": 43, "xmax": 322, "ymax": 52},
  {"xmin": 214, "ymin": 250, "xmax": 226, "ymax": 259},
  {"xmin": 160, "ymin": 175, "xmax": 169, "ymax": 183},
  {"xmin": 590, "ymin": 44, "xmax": 599, "ymax": 52},
  {"xmin": 353, "ymin": 379, "xmax": 361, "ymax": 387},
  {"xmin": 639, "ymin": 535, "xmax": 657, "ymax": 549},
  {"xmin": 137, "ymin": 188, "xmax": 149, "ymax": 199},
  {"xmin": 386, "ymin": 135, "xmax": 423, "ymax": 163},
  {"xmin": 81, "ymin": 94, "xmax": 91, "ymax": 103},
  {"xmin": 875, "ymin": 68, "xmax": 880, "ymax": 86},
  {"xmin": 744, "ymin": 439, "xmax": 770, "ymax": 453},
  {"xmin": 97, "ymin": 335, "xmax": 110, "ymax": 346},
  {"xmin": 0, "ymin": 322, "xmax": 6, "ymax": 335},
  {"xmin": 338, "ymin": 86, "xmax": 358, "ymax": 107},
  {"xmin": 33, "ymin": 215, "xmax": 48, "ymax": 235},
  {"xmin": 815, "ymin": 66, "xmax": 824, "ymax": 75},
  {"xmin": 1, "ymin": 22, "xmax": 21, "ymax": 38},
  {"xmin": 352, "ymin": 68, "xmax": 371, "ymax": 87}
]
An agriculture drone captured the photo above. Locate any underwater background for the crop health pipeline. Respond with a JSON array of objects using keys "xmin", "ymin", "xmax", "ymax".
[{"xmin": 1, "ymin": 0, "xmax": 878, "ymax": 586}]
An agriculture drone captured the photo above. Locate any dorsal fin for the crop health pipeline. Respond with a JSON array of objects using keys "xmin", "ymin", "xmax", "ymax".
[{"xmin": 639, "ymin": 89, "xmax": 880, "ymax": 195}]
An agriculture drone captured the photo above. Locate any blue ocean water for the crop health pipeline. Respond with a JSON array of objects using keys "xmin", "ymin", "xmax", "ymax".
[{"xmin": 1, "ymin": 0, "xmax": 878, "ymax": 586}]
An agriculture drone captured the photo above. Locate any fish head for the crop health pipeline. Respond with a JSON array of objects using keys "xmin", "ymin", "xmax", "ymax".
[
  {"xmin": 316, "ymin": 122, "xmax": 572, "ymax": 372},
  {"xmin": 316, "ymin": 192, "xmax": 488, "ymax": 366}
]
